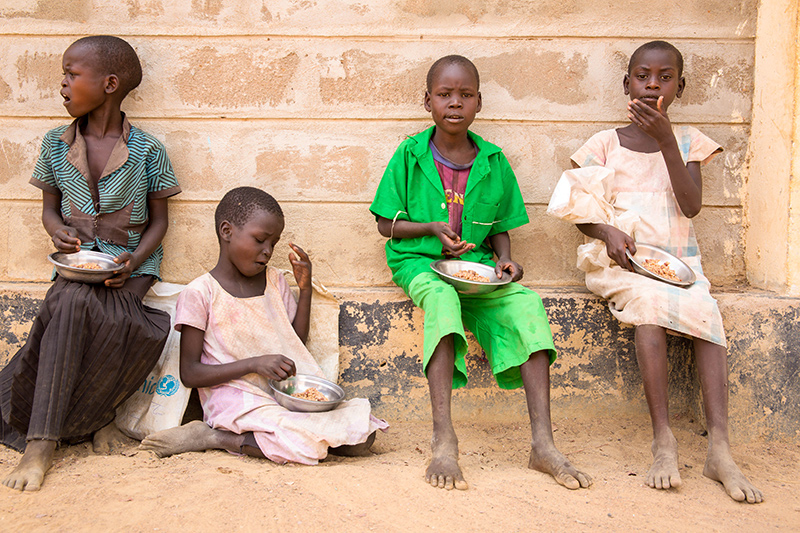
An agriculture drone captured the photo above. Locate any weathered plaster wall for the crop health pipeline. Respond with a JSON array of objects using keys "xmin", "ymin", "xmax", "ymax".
[
  {"xmin": 3, "ymin": 2, "xmax": 798, "ymax": 440},
  {"xmin": 0, "ymin": 1, "xmax": 755, "ymax": 288},
  {"xmin": 746, "ymin": 0, "xmax": 799, "ymax": 294}
]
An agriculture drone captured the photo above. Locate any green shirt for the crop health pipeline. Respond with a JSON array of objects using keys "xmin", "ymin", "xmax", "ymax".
[{"xmin": 370, "ymin": 126, "xmax": 529, "ymax": 292}]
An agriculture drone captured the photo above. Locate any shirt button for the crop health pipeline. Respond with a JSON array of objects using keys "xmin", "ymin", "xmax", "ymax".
[{"xmin": 441, "ymin": 203, "xmax": 446, "ymax": 209}]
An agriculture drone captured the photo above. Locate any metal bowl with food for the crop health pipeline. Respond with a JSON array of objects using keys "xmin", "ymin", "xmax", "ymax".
[
  {"xmin": 269, "ymin": 374, "xmax": 345, "ymax": 413},
  {"xmin": 430, "ymin": 259, "xmax": 512, "ymax": 295},
  {"xmin": 48, "ymin": 250, "xmax": 123, "ymax": 283},
  {"xmin": 625, "ymin": 243, "xmax": 696, "ymax": 288}
]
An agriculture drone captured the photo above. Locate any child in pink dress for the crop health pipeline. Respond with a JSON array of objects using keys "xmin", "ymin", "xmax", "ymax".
[
  {"xmin": 548, "ymin": 41, "xmax": 761, "ymax": 503},
  {"xmin": 141, "ymin": 187, "xmax": 386, "ymax": 464}
]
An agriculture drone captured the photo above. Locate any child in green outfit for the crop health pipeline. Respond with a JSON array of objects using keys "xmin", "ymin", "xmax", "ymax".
[{"xmin": 370, "ymin": 55, "xmax": 591, "ymax": 491}]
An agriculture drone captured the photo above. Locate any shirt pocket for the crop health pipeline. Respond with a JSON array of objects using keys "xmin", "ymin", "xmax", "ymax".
[{"xmin": 468, "ymin": 200, "xmax": 500, "ymax": 242}]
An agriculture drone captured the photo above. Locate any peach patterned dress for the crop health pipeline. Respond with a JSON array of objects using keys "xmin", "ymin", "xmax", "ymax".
[
  {"xmin": 549, "ymin": 125, "xmax": 726, "ymax": 346},
  {"xmin": 175, "ymin": 267, "xmax": 387, "ymax": 464}
]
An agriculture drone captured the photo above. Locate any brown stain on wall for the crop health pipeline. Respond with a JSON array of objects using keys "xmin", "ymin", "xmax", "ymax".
[
  {"xmin": 319, "ymin": 50, "xmax": 427, "ymax": 106},
  {"xmin": 399, "ymin": 0, "xmax": 583, "ymax": 22},
  {"xmin": 125, "ymin": 0, "xmax": 164, "ymax": 18},
  {"xmin": 191, "ymin": 0, "xmax": 223, "ymax": 19},
  {"xmin": 398, "ymin": 0, "xmax": 488, "ymax": 22},
  {"xmin": 0, "ymin": 77, "xmax": 11, "ymax": 102},
  {"xmin": 175, "ymin": 47, "xmax": 299, "ymax": 108},
  {"xmin": 0, "ymin": 140, "xmax": 29, "ymax": 185},
  {"xmin": 255, "ymin": 145, "xmax": 370, "ymax": 194},
  {"xmin": 15, "ymin": 52, "xmax": 61, "ymax": 99},
  {"xmin": 2, "ymin": 0, "xmax": 90, "ymax": 21},
  {"xmin": 681, "ymin": 54, "xmax": 754, "ymax": 106},
  {"xmin": 475, "ymin": 50, "xmax": 589, "ymax": 104}
]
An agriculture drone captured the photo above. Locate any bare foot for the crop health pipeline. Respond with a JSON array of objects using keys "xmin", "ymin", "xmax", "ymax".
[
  {"xmin": 704, "ymin": 446, "xmax": 763, "ymax": 503},
  {"xmin": 528, "ymin": 441, "xmax": 592, "ymax": 490},
  {"xmin": 647, "ymin": 432, "xmax": 682, "ymax": 490},
  {"xmin": 93, "ymin": 420, "xmax": 132, "ymax": 454},
  {"xmin": 2, "ymin": 440, "xmax": 57, "ymax": 492},
  {"xmin": 139, "ymin": 420, "xmax": 229, "ymax": 458},
  {"xmin": 425, "ymin": 429, "xmax": 468, "ymax": 490},
  {"xmin": 329, "ymin": 432, "xmax": 376, "ymax": 457}
]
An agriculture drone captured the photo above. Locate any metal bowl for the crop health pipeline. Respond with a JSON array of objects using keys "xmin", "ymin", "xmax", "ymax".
[
  {"xmin": 430, "ymin": 259, "xmax": 512, "ymax": 295},
  {"xmin": 48, "ymin": 250, "xmax": 123, "ymax": 283},
  {"xmin": 625, "ymin": 243, "xmax": 696, "ymax": 288},
  {"xmin": 269, "ymin": 374, "xmax": 345, "ymax": 413}
]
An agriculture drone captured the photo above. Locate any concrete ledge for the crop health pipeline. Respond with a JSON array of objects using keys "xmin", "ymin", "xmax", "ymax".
[{"xmin": 2, "ymin": 282, "xmax": 797, "ymax": 442}]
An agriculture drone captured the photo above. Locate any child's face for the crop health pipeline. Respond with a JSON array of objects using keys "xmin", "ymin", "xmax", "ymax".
[
  {"xmin": 61, "ymin": 43, "xmax": 110, "ymax": 118},
  {"xmin": 223, "ymin": 209, "xmax": 285, "ymax": 278},
  {"xmin": 624, "ymin": 48, "xmax": 685, "ymax": 112},
  {"xmin": 424, "ymin": 63, "xmax": 482, "ymax": 136}
]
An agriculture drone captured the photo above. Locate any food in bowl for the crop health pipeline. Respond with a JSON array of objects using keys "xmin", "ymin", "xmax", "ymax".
[
  {"xmin": 291, "ymin": 387, "xmax": 328, "ymax": 402},
  {"xmin": 452, "ymin": 269, "xmax": 491, "ymax": 283},
  {"xmin": 73, "ymin": 262, "xmax": 104, "ymax": 270},
  {"xmin": 641, "ymin": 258, "xmax": 681, "ymax": 282}
]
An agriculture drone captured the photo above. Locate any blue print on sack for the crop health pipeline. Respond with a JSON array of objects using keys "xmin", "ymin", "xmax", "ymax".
[{"xmin": 156, "ymin": 375, "xmax": 179, "ymax": 397}]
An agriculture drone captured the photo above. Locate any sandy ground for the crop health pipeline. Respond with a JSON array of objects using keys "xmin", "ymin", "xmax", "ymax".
[{"xmin": 0, "ymin": 413, "xmax": 797, "ymax": 532}]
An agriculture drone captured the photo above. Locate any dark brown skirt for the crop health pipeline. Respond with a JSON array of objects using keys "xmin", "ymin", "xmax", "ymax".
[{"xmin": 0, "ymin": 276, "xmax": 169, "ymax": 452}]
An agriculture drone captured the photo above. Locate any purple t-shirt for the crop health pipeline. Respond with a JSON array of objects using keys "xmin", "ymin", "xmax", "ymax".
[{"xmin": 430, "ymin": 140, "xmax": 477, "ymax": 238}]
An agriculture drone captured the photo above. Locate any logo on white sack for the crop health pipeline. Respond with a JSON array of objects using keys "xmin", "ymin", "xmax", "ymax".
[{"xmin": 140, "ymin": 374, "xmax": 180, "ymax": 397}]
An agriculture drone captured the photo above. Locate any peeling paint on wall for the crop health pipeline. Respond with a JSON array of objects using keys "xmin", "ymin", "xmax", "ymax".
[
  {"xmin": 175, "ymin": 47, "xmax": 299, "ymax": 108},
  {"xmin": 476, "ymin": 50, "xmax": 590, "ymax": 104},
  {"xmin": 319, "ymin": 50, "xmax": 427, "ymax": 106}
]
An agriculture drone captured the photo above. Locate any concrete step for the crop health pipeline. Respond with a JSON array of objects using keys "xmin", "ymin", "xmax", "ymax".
[{"xmin": 2, "ymin": 282, "xmax": 798, "ymax": 442}]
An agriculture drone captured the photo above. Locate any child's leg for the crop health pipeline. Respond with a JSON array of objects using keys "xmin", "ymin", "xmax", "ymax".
[
  {"xmin": 694, "ymin": 339, "xmax": 763, "ymax": 503},
  {"xmin": 425, "ymin": 334, "xmax": 468, "ymax": 490},
  {"xmin": 1, "ymin": 439, "xmax": 57, "ymax": 492},
  {"xmin": 405, "ymin": 273, "xmax": 469, "ymax": 490},
  {"xmin": 140, "ymin": 421, "xmax": 263, "ymax": 458},
  {"xmin": 521, "ymin": 350, "xmax": 592, "ymax": 489},
  {"xmin": 635, "ymin": 324, "xmax": 682, "ymax": 490}
]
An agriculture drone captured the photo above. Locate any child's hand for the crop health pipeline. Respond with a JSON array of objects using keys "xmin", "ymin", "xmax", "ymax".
[
  {"xmin": 430, "ymin": 222, "xmax": 475, "ymax": 256},
  {"xmin": 289, "ymin": 243, "xmax": 312, "ymax": 291},
  {"xmin": 602, "ymin": 227, "xmax": 637, "ymax": 272},
  {"xmin": 250, "ymin": 354, "xmax": 296, "ymax": 381},
  {"xmin": 104, "ymin": 251, "xmax": 135, "ymax": 288},
  {"xmin": 627, "ymin": 96, "xmax": 674, "ymax": 145},
  {"xmin": 52, "ymin": 226, "xmax": 81, "ymax": 253},
  {"xmin": 495, "ymin": 258, "xmax": 524, "ymax": 282}
]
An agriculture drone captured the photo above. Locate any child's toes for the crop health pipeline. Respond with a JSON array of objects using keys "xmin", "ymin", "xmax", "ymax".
[{"xmin": 556, "ymin": 472, "xmax": 580, "ymax": 490}]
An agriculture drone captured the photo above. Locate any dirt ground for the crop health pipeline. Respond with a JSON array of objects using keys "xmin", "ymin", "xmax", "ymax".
[{"xmin": 0, "ymin": 413, "xmax": 797, "ymax": 532}]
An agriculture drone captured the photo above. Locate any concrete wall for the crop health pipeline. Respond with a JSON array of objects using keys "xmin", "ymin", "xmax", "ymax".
[
  {"xmin": 2, "ymin": 2, "xmax": 799, "ymax": 440},
  {"xmin": 0, "ymin": 0, "xmax": 756, "ymax": 288},
  {"xmin": 746, "ymin": 0, "xmax": 800, "ymax": 295}
]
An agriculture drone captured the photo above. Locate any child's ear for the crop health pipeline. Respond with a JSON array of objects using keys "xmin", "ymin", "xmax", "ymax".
[
  {"xmin": 623, "ymin": 74, "xmax": 630, "ymax": 95},
  {"xmin": 104, "ymin": 74, "xmax": 119, "ymax": 95},
  {"xmin": 476, "ymin": 91, "xmax": 482, "ymax": 113},
  {"xmin": 219, "ymin": 221, "xmax": 233, "ymax": 242},
  {"xmin": 424, "ymin": 91, "xmax": 432, "ymax": 112},
  {"xmin": 676, "ymin": 76, "xmax": 686, "ymax": 98}
]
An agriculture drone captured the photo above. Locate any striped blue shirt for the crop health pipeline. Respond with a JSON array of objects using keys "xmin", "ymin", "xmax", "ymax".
[{"xmin": 30, "ymin": 116, "xmax": 181, "ymax": 279}]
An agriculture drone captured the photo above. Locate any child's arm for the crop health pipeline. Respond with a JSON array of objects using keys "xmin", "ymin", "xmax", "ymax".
[
  {"xmin": 376, "ymin": 217, "xmax": 475, "ymax": 256},
  {"xmin": 576, "ymin": 223, "xmax": 636, "ymax": 271},
  {"xmin": 41, "ymin": 190, "xmax": 81, "ymax": 252},
  {"xmin": 104, "ymin": 196, "xmax": 170, "ymax": 288},
  {"xmin": 628, "ymin": 96, "xmax": 702, "ymax": 217},
  {"xmin": 488, "ymin": 231, "xmax": 524, "ymax": 281},
  {"xmin": 178, "ymin": 325, "xmax": 296, "ymax": 388},
  {"xmin": 288, "ymin": 243, "xmax": 312, "ymax": 343}
]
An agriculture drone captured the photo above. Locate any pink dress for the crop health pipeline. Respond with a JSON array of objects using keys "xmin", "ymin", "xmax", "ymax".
[
  {"xmin": 175, "ymin": 267, "xmax": 387, "ymax": 464},
  {"xmin": 552, "ymin": 125, "xmax": 726, "ymax": 346}
]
